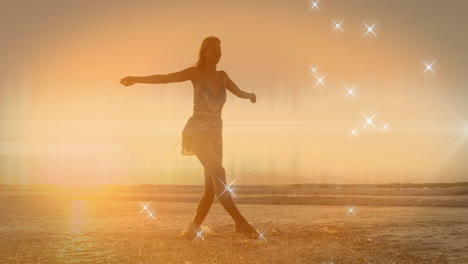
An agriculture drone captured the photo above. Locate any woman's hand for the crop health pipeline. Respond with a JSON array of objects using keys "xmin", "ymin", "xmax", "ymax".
[
  {"xmin": 249, "ymin": 93, "xmax": 256, "ymax": 103},
  {"xmin": 120, "ymin": 76, "xmax": 138, "ymax": 86}
]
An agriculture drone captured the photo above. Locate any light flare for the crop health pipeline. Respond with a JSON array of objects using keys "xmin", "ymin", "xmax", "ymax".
[
  {"xmin": 138, "ymin": 201, "xmax": 156, "ymax": 219},
  {"xmin": 314, "ymin": 73, "xmax": 327, "ymax": 87},
  {"xmin": 309, "ymin": 0, "xmax": 320, "ymax": 10},
  {"xmin": 346, "ymin": 207, "xmax": 355, "ymax": 216},
  {"xmin": 361, "ymin": 112, "xmax": 378, "ymax": 129},
  {"xmin": 362, "ymin": 22, "xmax": 377, "ymax": 37},
  {"xmin": 345, "ymin": 85, "xmax": 357, "ymax": 98},
  {"xmin": 423, "ymin": 59, "xmax": 436, "ymax": 74},
  {"xmin": 256, "ymin": 229, "xmax": 267, "ymax": 241},
  {"xmin": 192, "ymin": 227, "xmax": 206, "ymax": 242},
  {"xmin": 332, "ymin": 19, "xmax": 344, "ymax": 32},
  {"xmin": 219, "ymin": 178, "xmax": 238, "ymax": 199}
]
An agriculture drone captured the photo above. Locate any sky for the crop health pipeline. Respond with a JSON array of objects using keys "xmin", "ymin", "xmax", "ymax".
[{"xmin": 1, "ymin": 0, "xmax": 467, "ymax": 186}]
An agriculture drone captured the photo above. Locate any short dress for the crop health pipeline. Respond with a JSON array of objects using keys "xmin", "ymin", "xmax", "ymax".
[{"xmin": 181, "ymin": 72, "xmax": 227, "ymax": 162}]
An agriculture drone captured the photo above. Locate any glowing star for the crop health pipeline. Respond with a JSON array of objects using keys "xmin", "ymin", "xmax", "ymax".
[
  {"xmin": 314, "ymin": 74, "xmax": 327, "ymax": 87},
  {"xmin": 362, "ymin": 22, "xmax": 377, "ymax": 37},
  {"xmin": 423, "ymin": 59, "xmax": 436, "ymax": 73},
  {"xmin": 147, "ymin": 210, "xmax": 156, "ymax": 219},
  {"xmin": 345, "ymin": 85, "xmax": 357, "ymax": 98},
  {"xmin": 309, "ymin": 65, "xmax": 318, "ymax": 74},
  {"xmin": 346, "ymin": 207, "xmax": 355, "ymax": 216},
  {"xmin": 219, "ymin": 178, "xmax": 238, "ymax": 199},
  {"xmin": 350, "ymin": 128, "xmax": 358, "ymax": 137},
  {"xmin": 256, "ymin": 229, "xmax": 267, "ymax": 241},
  {"xmin": 138, "ymin": 201, "xmax": 152, "ymax": 215},
  {"xmin": 192, "ymin": 227, "xmax": 206, "ymax": 242},
  {"xmin": 361, "ymin": 112, "xmax": 378, "ymax": 129},
  {"xmin": 381, "ymin": 123, "xmax": 390, "ymax": 131},
  {"xmin": 332, "ymin": 19, "xmax": 344, "ymax": 32},
  {"xmin": 309, "ymin": 0, "xmax": 320, "ymax": 10}
]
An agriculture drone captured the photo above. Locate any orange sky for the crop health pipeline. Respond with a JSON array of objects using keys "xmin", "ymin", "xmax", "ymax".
[{"xmin": 1, "ymin": 0, "xmax": 467, "ymax": 185}]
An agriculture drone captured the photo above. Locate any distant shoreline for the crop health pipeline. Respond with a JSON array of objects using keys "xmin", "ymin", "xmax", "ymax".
[
  {"xmin": 2, "ymin": 182, "xmax": 468, "ymax": 207},
  {"xmin": 2, "ymin": 181, "xmax": 468, "ymax": 189}
]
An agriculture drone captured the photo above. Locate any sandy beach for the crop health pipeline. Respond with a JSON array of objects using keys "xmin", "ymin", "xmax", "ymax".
[{"xmin": 1, "ymin": 196, "xmax": 467, "ymax": 264}]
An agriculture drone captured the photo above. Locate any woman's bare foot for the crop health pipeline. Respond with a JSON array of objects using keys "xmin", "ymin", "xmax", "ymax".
[
  {"xmin": 179, "ymin": 222, "xmax": 215, "ymax": 241},
  {"xmin": 235, "ymin": 223, "xmax": 259, "ymax": 239},
  {"xmin": 178, "ymin": 222, "xmax": 202, "ymax": 240}
]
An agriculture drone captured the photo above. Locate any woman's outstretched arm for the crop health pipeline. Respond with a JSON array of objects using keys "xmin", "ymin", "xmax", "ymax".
[
  {"xmin": 120, "ymin": 67, "xmax": 196, "ymax": 86},
  {"xmin": 221, "ymin": 71, "xmax": 256, "ymax": 103}
]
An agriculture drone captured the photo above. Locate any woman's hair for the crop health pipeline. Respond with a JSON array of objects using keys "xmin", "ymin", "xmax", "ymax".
[{"xmin": 194, "ymin": 36, "xmax": 221, "ymax": 69}]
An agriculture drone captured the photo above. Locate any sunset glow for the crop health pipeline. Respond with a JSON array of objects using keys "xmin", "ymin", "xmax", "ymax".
[{"xmin": 1, "ymin": 0, "xmax": 467, "ymax": 186}]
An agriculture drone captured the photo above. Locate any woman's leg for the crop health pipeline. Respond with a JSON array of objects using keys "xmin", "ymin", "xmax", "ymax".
[
  {"xmin": 191, "ymin": 136, "xmax": 258, "ymax": 238},
  {"xmin": 189, "ymin": 168, "xmax": 215, "ymax": 227}
]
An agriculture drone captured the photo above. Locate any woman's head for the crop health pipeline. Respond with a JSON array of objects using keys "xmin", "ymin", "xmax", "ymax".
[{"xmin": 195, "ymin": 36, "xmax": 221, "ymax": 68}]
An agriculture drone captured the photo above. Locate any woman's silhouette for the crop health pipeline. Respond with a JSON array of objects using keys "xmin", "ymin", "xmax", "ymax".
[{"xmin": 120, "ymin": 36, "xmax": 259, "ymax": 239}]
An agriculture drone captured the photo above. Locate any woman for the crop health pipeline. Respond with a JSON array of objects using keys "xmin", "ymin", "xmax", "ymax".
[{"xmin": 120, "ymin": 36, "xmax": 259, "ymax": 239}]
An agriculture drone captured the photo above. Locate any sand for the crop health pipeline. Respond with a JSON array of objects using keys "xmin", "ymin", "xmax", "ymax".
[{"xmin": 1, "ymin": 198, "xmax": 467, "ymax": 263}]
